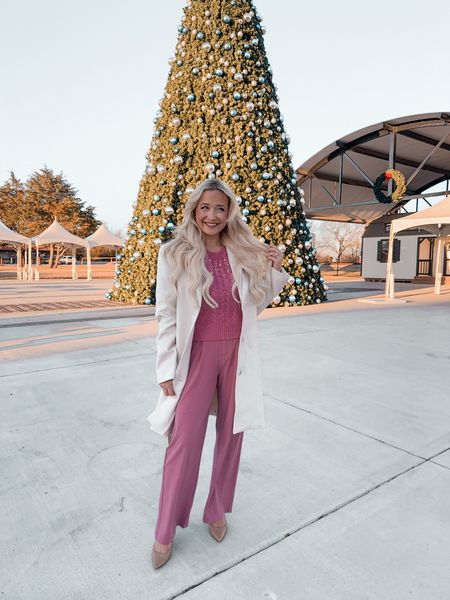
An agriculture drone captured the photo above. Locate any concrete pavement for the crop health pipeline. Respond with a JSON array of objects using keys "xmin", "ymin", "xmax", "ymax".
[{"xmin": 0, "ymin": 284, "xmax": 449, "ymax": 599}]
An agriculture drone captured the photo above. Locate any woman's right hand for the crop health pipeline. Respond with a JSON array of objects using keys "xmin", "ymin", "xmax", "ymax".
[{"xmin": 160, "ymin": 379, "xmax": 175, "ymax": 396}]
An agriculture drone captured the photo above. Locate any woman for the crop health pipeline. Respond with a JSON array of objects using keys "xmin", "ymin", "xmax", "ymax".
[{"xmin": 150, "ymin": 178, "xmax": 290, "ymax": 569}]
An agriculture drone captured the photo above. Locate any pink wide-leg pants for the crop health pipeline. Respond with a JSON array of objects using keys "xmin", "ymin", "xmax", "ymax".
[{"xmin": 154, "ymin": 337, "xmax": 244, "ymax": 545}]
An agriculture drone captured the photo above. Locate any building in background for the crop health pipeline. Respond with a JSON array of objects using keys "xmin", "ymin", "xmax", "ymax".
[{"xmin": 296, "ymin": 112, "xmax": 450, "ymax": 282}]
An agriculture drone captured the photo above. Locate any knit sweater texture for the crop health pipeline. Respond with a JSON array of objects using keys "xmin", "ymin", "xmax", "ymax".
[{"xmin": 192, "ymin": 245, "xmax": 243, "ymax": 341}]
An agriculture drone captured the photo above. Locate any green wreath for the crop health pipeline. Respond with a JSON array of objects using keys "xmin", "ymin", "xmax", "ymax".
[{"xmin": 373, "ymin": 169, "xmax": 406, "ymax": 204}]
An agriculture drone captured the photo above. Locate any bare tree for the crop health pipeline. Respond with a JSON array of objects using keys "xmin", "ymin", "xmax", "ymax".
[{"xmin": 313, "ymin": 222, "xmax": 364, "ymax": 276}]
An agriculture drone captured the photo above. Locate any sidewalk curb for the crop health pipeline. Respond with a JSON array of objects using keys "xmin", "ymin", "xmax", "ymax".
[{"xmin": 0, "ymin": 307, "xmax": 155, "ymax": 328}]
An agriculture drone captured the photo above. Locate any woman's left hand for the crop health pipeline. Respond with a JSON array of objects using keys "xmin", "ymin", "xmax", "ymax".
[{"xmin": 264, "ymin": 244, "xmax": 284, "ymax": 272}]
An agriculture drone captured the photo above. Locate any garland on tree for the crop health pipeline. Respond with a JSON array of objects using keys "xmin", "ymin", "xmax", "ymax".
[
  {"xmin": 373, "ymin": 169, "xmax": 406, "ymax": 204},
  {"xmin": 109, "ymin": 0, "xmax": 327, "ymax": 307}
]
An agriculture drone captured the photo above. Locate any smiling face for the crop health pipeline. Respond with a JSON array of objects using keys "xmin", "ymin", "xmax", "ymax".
[{"xmin": 194, "ymin": 189, "xmax": 229, "ymax": 242}]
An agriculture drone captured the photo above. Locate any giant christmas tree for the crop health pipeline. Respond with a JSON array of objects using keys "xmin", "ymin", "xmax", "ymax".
[{"xmin": 110, "ymin": 0, "xmax": 327, "ymax": 306}]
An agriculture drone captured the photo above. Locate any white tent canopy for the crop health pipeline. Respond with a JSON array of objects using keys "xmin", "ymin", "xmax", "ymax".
[
  {"xmin": 85, "ymin": 223, "xmax": 122, "ymax": 248},
  {"xmin": 31, "ymin": 218, "xmax": 92, "ymax": 280},
  {"xmin": 390, "ymin": 195, "xmax": 450, "ymax": 237},
  {"xmin": 385, "ymin": 195, "xmax": 450, "ymax": 297},
  {"xmin": 0, "ymin": 220, "xmax": 30, "ymax": 244},
  {"xmin": 0, "ymin": 219, "xmax": 32, "ymax": 280}
]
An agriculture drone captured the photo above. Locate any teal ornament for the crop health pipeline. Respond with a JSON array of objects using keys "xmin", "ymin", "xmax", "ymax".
[
  {"xmin": 258, "ymin": 76, "xmax": 265, "ymax": 83},
  {"xmin": 152, "ymin": 209, "xmax": 160, "ymax": 215},
  {"xmin": 232, "ymin": 173, "xmax": 240, "ymax": 181},
  {"xmin": 215, "ymin": 68, "xmax": 224, "ymax": 76},
  {"xmin": 167, "ymin": 222, "xmax": 175, "ymax": 230},
  {"xmin": 233, "ymin": 92, "xmax": 241, "ymax": 100},
  {"xmin": 251, "ymin": 162, "xmax": 258, "ymax": 170},
  {"xmin": 223, "ymin": 15, "xmax": 231, "ymax": 23},
  {"xmin": 224, "ymin": 42, "xmax": 232, "ymax": 51},
  {"xmin": 192, "ymin": 67, "xmax": 199, "ymax": 75},
  {"xmin": 196, "ymin": 31, "xmax": 204, "ymax": 39},
  {"xmin": 130, "ymin": 229, "xmax": 136, "ymax": 235},
  {"xmin": 169, "ymin": 137, "xmax": 179, "ymax": 144},
  {"xmin": 257, "ymin": 195, "xmax": 265, "ymax": 202},
  {"xmin": 289, "ymin": 295, "xmax": 296, "ymax": 302},
  {"xmin": 187, "ymin": 94, "xmax": 195, "ymax": 102},
  {"xmin": 144, "ymin": 298, "xmax": 151, "ymax": 305},
  {"xmin": 242, "ymin": 208, "xmax": 250, "ymax": 216},
  {"xmin": 295, "ymin": 277, "xmax": 301, "ymax": 284},
  {"xmin": 262, "ymin": 172, "xmax": 271, "ymax": 180},
  {"xmin": 211, "ymin": 150, "xmax": 220, "ymax": 158},
  {"xmin": 230, "ymin": 109, "xmax": 238, "ymax": 116},
  {"xmin": 158, "ymin": 226, "xmax": 165, "ymax": 233}
]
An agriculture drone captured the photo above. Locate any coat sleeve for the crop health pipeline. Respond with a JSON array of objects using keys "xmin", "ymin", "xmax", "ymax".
[
  {"xmin": 256, "ymin": 265, "xmax": 291, "ymax": 316},
  {"xmin": 155, "ymin": 245, "xmax": 178, "ymax": 385}
]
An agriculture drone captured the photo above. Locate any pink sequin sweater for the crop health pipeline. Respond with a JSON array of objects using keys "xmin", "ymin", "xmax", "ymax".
[{"xmin": 192, "ymin": 245, "xmax": 243, "ymax": 341}]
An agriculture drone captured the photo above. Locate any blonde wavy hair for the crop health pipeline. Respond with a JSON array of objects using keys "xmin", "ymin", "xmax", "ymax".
[{"xmin": 161, "ymin": 178, "xmax": 271, "ymax": 308}]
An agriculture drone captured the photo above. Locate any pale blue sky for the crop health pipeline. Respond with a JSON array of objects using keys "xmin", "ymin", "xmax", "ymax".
[{"xmin": 1, "ymin": 0, "xmax": 449, "ymax": 232}]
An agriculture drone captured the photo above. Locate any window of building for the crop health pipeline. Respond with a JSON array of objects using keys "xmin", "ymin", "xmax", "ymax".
[{"xmin": 377, "ymin": 239, "xmax": 400, "ymax": 263}]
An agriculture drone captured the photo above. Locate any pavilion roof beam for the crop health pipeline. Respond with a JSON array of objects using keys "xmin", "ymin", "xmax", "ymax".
[
  {"xmin": 406, "ymin": 130, "xmax": 450, "ymax": 186},
  {"xmin": 311, "ymin": 173, "xmax": 338, "ymax": 205},
  {"xmin": 350, "ymin": 146, "xmax": 450, "ymax": 178},
  {"xmin": 308, "ymin": 172, "xmax": 373, "ymax": 189},
  {"xmin": 342, "ymin": 152, "xmax": 374, "ymax": 186},
  {"xmin": 399, "ymin": 130, "xmax": 450, "ymax": 152}
]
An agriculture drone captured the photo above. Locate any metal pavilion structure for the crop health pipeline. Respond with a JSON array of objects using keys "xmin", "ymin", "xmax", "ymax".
[{"xmin": 296, "ymin": 112, "xmax": 450, "ymax": 224}]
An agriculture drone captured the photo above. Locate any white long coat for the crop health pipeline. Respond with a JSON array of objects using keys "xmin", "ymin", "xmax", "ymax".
[{"xmin": 147, "ymin": 244, "xmax": 291, "ymax": 437}]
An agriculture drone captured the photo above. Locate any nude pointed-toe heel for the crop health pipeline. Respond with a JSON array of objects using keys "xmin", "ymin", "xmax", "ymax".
[
  {"xmin": 152, "ymin": 542, "xmax": 173, "ymax": 569},
  {"xmin": 208, "ymin": 520, "xmax": 227, "ymax": 542}
]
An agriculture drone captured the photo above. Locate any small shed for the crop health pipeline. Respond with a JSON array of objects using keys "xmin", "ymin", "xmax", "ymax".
[{"xmin": 361, "ymin": 214, "xmax": 447, "ymax": 282}]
